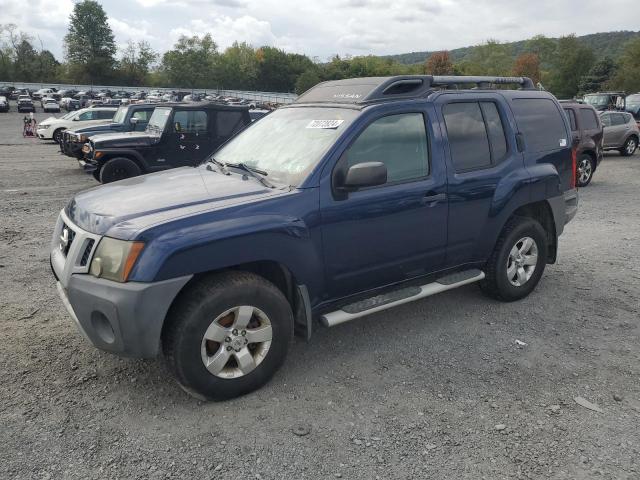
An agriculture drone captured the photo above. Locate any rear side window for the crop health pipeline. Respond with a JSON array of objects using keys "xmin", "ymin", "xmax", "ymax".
[
  {"xmin": 174, "ymin": 110, "xmax": 208, "ymax": 133},
  {"xmin": 443, "ymin": 102, "xmax": 491, "ymax": 171},
  {"xmin": 216, "ymin": 111, "xmax": 246, "ymax": 138},
  {"xmin": 611, "ymin": 113, "xmax": 626, "ymax": 126},
  {"xmin": 578, "ymin": 108, "xmax": 598, "ymax": 130},
  {"xmin": 512, "ymin": 98, "xmax": 567, "ymax": 152},
  {"xmin": 345, "ymin": 113, "xmax": 429, "ymax": 183},
  {"xmin": 480, "ymin": 102, "xmax": 508, "ymax": 161},
  {"xmin": 97, "ymin": 110, "xmax": 115, "ymax": 120},
  {"xmin": 564, "ymin": 109, "xmax": 577, "ymax": 131}
]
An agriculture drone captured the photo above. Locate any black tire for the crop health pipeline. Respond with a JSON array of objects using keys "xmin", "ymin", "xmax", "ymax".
[
  {"xmin": 576, "ymin": 154, "xmax": 595, "ymax": 187},
  {"xmin": 92, "ymin": 169, "xmax": 101, "ymax": 181},
  {"xmin": 52, "ymin": 128, "xmax": 65, "ymax": 144},
  {"xmin": 480, "ymin": 216, "xmax": 548, "ymax": 302},
  {"xmin": 619, "ymin": 136, "xmax": 638, "ymax": 157},
  {"xmin": 99, "ymin": 157, "xmax": 141, "ymax": 183},
  {"xmin": 162, "ymin": 271, "xmax": 293, "ymax": 401}
]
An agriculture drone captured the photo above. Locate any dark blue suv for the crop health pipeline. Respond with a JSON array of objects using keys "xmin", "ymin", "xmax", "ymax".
[{"xmin": 50, "ymin": 76, "xmax": 579, "ymax": 400}]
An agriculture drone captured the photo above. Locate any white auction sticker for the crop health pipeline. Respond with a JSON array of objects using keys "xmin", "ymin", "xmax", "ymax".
[
  {"xmin": 306, "ymin": 119, "xmax": 344, "ymax": 129},
  {"xmin": 559, "ymin": 138, "xmax": 567, "ymax": 147}
]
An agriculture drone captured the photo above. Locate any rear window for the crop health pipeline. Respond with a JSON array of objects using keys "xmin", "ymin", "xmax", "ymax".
[
  {"xmin": 512, "ymin": 98, "xmax": 568, "ymax": 152},
  {"xmin": 578, "ymin": 108, "xmax": 599, "ymax": 130}
]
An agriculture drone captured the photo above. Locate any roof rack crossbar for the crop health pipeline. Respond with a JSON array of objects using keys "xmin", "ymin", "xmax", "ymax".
[{"xmin": 431, "ymin": 76, "xmax": 535, "ymax": 89}]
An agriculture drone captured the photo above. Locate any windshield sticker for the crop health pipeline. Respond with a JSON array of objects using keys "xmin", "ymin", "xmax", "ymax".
[
  {"xmin": 306, "ymin": 119, "xmax": 344, "ymax": 129},
  {"xmin": 559, "ymin": 138, "xmax": 567, "ymax": 147}
]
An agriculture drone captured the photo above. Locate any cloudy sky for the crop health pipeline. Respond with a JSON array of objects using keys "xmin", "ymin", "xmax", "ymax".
[{"xmin": 2, "ymin": 0, "xmax": 638, "ymax": 61}]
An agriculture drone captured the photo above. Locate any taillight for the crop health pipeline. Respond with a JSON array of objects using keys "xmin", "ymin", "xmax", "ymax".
[{"xmin": 570, "ymin": 146, "xmax": 577, "ymax": 190}]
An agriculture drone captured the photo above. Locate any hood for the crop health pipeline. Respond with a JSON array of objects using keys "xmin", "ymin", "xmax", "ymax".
[
  {"xmin": 66, "ymin": 166, "xmax": 286, "ymax": 238},
  {"xmin": 39, "ymin": 116, "xmax": 58, "ymax": 125},
  {"xmin": 91, "ymin": 130, "xmax": 153, "ymax": 148},
  {"xmin": 74, "ymin": 122, "xmax": 123, "ymax": 134}
]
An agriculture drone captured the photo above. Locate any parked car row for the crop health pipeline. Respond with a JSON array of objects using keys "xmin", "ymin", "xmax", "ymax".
[{"xmin": 560, "ymin": 99, "xmax": 639, "ymax": 186}]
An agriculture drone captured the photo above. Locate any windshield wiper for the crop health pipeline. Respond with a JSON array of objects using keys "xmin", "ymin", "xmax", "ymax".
[
  {"xmin": 206, "ymin": 157, "xmax": 229, "ymax": 174},
  {"xmin": 226, "ymin": 162, "xmax": 275, "ymax": 188}
]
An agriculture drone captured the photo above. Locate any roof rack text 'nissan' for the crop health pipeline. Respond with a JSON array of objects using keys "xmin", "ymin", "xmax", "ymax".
[{"xmin": 51, "ymin": 75, "xmax": 578, "ymax": 400}]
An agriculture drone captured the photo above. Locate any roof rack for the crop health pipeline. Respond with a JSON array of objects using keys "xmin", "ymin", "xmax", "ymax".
[{"xmin": 295, "ymin": 75, "xmax": 535, "ymax": 105}]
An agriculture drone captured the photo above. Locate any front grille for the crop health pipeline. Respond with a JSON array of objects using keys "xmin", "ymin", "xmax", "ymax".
[
  {"xmin": 80, "ymin": 239, "xmax": 95, "ymax": 266},
  {"xmin": 60, "ymin": 222, "xmax": 76, "ymax": 257}
]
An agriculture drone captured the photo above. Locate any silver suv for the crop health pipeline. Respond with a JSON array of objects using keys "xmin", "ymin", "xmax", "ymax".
[{"xmin": 600, "ymin": 111, "xmax": 639, "ymax": 156}]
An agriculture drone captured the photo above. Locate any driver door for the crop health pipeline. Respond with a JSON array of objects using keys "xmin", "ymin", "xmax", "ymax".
[
  {"xmin": 168, "ymin": 109, "xmax": 211, "ymax": 166},
  {"xmin": 319, "ymin": 107, "xmax": 448, "ymax": 301}
]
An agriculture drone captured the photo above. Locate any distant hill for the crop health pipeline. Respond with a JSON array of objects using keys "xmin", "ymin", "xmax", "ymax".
[{"xmin": 384, "ymin": 30, "xmax": 640, "ymax": 65}]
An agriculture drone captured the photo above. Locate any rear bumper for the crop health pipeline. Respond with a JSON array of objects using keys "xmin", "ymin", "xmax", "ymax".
[
  {"xmin": 547, "ymin": 189, "xmax": 579, "ymax": 237},
  {"xmin": 55, "ymin": 274, "xmax": 192, "ymax": 358},
  {"xmin": 563, "ymin": 188, "xmax": 579, "ymax": 225}
]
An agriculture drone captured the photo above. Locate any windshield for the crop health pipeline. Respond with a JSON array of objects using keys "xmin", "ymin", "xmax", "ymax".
[
  {"xmin": 112, "ymin": 106, "xmax": 128, "ymax": 124},
  {"xmin": 583, "ymin": 94, "xmax": 610, "ymax": 107},
  {"xmin": 146, "ymin": 107, "xmax": 171, "ymax": 134},
  {"xmin": 61, "ymin": 111, "xmax": 76, "ymax": 119},
  {"xmin": 214, "ymin": 107, "xmax": 358, "ymax": 186}
]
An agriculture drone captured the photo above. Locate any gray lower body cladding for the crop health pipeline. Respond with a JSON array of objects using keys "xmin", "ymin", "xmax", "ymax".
[{"xmin": 58, "ymin": 274, "xmax": 192, "ymax": 358}]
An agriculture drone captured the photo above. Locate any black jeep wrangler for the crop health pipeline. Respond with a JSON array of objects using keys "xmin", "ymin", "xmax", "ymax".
[{"xmin": 81, "ymin": 103, "xmax": 251, "ymax": 183}]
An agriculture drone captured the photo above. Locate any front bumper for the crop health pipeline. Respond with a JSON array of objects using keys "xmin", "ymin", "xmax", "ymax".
[
  {"xmin": 36, "ymin": 128, "xmax": 52, "ymax": 139},
  {"xmin": 55, "ymin": 272, "xmax": 191, "ymax": 358}
]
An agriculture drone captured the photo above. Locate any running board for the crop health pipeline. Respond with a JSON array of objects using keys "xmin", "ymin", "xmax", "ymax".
[{"xmin": 320, "ymin": 269, "xmax": 485, "ymax": 327}]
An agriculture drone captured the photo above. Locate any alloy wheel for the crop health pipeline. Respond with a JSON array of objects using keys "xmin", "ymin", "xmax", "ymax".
[
  {"xmin": 200, "ymin": 306, "xmax": 273, "ymax": 379},
  {"xmin": 506, "ymin": 237, "xmax": 538, "ymax": 287},
  {"xmin": 626, "ymin": 138, "xmax": 637, "ymax": 156},
  {"xmin": 577, "ymin": 158, "xmax": 592, "ymax": 185}
]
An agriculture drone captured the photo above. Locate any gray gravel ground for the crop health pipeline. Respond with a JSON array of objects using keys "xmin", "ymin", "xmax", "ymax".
[{"xmin": 0, "ymin": 106, "xmax": 639, "ymax": 480}]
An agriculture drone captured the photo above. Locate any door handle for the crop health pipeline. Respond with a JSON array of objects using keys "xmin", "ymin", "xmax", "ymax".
[{"xmin": 422, "ymin": 193, "xmax": 447, "ymax": 206}]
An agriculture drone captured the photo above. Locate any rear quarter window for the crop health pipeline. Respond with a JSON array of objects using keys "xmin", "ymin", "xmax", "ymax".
[
  {"xmin": 512, "ymin": 98, "xmax": 568, "ymax": 152},
  {"xmin": 216, "ymin": 111, "xmax": 247, "ymax": 138}
]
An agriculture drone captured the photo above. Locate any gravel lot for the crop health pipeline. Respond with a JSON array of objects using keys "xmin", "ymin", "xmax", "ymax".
[{"xmin": 0, "ymin": 105, "xmax": 639, "ymax": 480}]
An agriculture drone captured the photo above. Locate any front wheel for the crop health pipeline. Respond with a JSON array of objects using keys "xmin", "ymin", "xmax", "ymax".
[
  {"xmin": 52, "ymin": 128, "xmax": 65, "ymax": 144},
  {"xmin": 576, "ymin": 154, "xmax": 595, "ymax": 187},
  {"xmin": 99, "ymin": 157, "xmax": 141, "ymax": 183},
  {"xmin": 480, "ymin": 217, "xmax": 548, "ymax": 302},
  {"xmin": 620, "ymin": 137, "xmax": 637, "ymax": 157},
  {"xmin": 162, "ymin": 272, "xmax": 293, "ymax": 400}
]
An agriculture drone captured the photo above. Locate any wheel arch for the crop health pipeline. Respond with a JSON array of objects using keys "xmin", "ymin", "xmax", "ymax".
[
  {"xmin": 510, "ymin": 200, "xmax": 558, "ymax": 264},
  {"xmin": 98, "ymin": 150, "xmax": 147, "ymax": 172},
  {"xmin": 162, "ymin": 261, "xmax": 312, "ymax": 341}
]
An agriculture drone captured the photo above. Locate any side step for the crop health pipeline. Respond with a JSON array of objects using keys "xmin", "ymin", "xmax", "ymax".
[{"xmin": 320, "ymin": 269, "xmax": 485, "ymax": 327}]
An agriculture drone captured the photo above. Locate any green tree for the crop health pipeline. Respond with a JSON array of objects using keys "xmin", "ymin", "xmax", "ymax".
[
  {"xmin": 161, "ymin": 34, "xmax": 219, "ymax": 88},
  {"xmin": 64, "ymin": 0, "xmax": 117, "ymax": 84},
  {"xmin": 217, "ymin": 42, "xmax": 258, "ymax": 90},
  {"xmin": 460, "ymin": 40, "xmax": 513, "ymax": 76},
  {"xmin": 255, "ymin": 47, "xmax": 314, "ymax": 92},
  {"xmin": 295, "ymin": 68, "xmax": 321, "ymax": 94},
  {"xmin": 548, "ymin": 35, "xmax": 595, "ymax": 98},
  {"xmin": 117, "ymin": 40, "xmax": 158, "ymax": 86},
  {"xmin": 578, "ymin": 57, "xmax": 616, "ymax": 94},
  {"xmin": 610, "ymin": 37, "xmax": 640, "ymax": 93}
]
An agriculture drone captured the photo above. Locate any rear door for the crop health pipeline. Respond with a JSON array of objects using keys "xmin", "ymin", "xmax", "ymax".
[
  {"xmin": 577, "ymin": 107, "xmax": 603, "ymax": 149},
  {"xmin": 602, "ymin": 113, "xmax": 627, "ymax": 147},
  {"xmin": 437, "ymin": 92, "xmax": 525, "ymax": 266}
]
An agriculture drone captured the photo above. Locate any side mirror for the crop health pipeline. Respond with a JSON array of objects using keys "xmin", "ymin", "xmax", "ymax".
[
  {"xmin": 174, "ymin": 122, "xmax": 182, "ymax": 132},
  {"xmin": 342, "ymin": 162, "xmax": 387, "ymax": 190},
  {"xmin": 130, "ymin": 117, "xmax": 139, "ymax": 125}
]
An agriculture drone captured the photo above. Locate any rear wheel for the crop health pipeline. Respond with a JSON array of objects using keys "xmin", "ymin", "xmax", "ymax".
[
  {"xmin": 163, "ymin": 272, "xmax": 293, "ymax": 400},
  {"xmin": 99, "ymin": 157, "xmax": 141, "ymax": 183},
  {"xmin": 620, "ymin": 137, "xmax": 637, "ymax": 157},
  {"xmin": 92, "ymin": 169, "xmax": 101, "ymax": 181},
  {"xmin": 480, "ymin": 217, "xmax": 548, "ymax": 302},
  {"xmin": 576, "ymin": 154, "xmax": 595, "ymax": 187}
]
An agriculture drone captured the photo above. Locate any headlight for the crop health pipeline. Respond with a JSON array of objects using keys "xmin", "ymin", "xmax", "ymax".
[
  {"xmin": 39, "ymin": 124, "xmax": 51, "ymax": 130},
  {"xmin": 82, "ymin": 143, "xmax": 92, "ymax": 154},
  {"xmin": 89, "ymin": 238, "xmax": 145, "ymax": 282}
]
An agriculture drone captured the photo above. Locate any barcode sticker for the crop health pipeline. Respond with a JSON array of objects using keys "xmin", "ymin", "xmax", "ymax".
[
  {"xmin": 559, "ymin": 138, "xmax": 567, "ymax": 147},
  {"xmin": 307, "ymin": 120, "xmax": 344, "ymax": 129}
]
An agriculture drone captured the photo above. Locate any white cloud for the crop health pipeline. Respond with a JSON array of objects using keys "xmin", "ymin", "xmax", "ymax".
[{"xmin": 169, "ymin": 15, "xmax": 278, "ymax": 50}]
